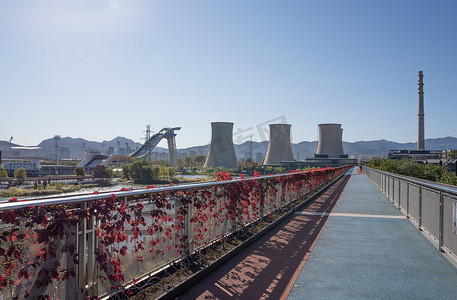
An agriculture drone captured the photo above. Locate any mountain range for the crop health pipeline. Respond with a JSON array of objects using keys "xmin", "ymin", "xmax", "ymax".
[{"xmin": 1, "ymin": 136, "xmax": 457, "ymax": 160}]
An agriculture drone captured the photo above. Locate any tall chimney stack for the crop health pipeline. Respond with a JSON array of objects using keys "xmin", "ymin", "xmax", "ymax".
[{"xmin": 418, "ymin": 70, "xmax": 425, "ymax": 150}]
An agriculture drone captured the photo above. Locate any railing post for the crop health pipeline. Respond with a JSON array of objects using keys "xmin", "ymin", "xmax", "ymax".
[
  {"xmin": 439, "ymin": 191, "xmax": 444, "ymax": 252},
  {"xmin": 87, "ymin": 207, "xmax": 97, "ymax": 296},
  {"xmin": 386, "ymin": 174, "xmax": 388, "ymax": 195},
  {"xmin": 388, "ymin": 176, "xmax": 390, "ymax": 197},
  {"xmin": 398, "ymin": 179, "xmax": 401, "ymax": 209},
  {"xmin": 419, "ymin": 186, "xmax": 423, "ymax": 231},
  {"xmin": 384, "ymin": 174, "xmax": 386, "ymax": 194},
  {"xmin": 406, "ymin": 182, "xmax": 410, "ymax": 217},
  {"xmin": 231, "ymin": 186, "xmax": 238, "ymax": 233},
  {"xmin": 77, "ymin": 202, "xmax": 88, "ymax": 300},
  {"xmin": 188, "ymin": 195, "xmax": 195, "ymax": 254},
  {"xmin": 289, "ymin": 183, "xmax": 292, "ymax": 204},
  {"xmin": 391, "ymin": 177, "xmax": 393, "ymax": 202},
  {"xmin": 260, "ymin": 181, "xmax": 265, "ymax": 219},
  {"xmin": 387, "ymin": 176, "xmax": 389, "ymax": 199},
  {"xmin": 176, "ymin": 193, "xmax": 193, "ymax": 255},
  {"xmin": 276, "ymin": 182, "xmax": 280, "ymax": 207}
]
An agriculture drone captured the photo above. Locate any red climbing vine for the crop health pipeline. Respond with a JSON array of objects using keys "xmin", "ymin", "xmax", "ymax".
[{"xmin": 0, "ymin": 166, "xmax": 350, "ymax": 298}]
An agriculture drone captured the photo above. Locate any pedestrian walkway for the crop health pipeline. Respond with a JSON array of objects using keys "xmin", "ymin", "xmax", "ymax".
[
  {"xmin": 287, "ymin": 169, "xmax": 457, "ymax": 299},
  {"xmin": 178, "ymin": 170, "xmax": 351, "ymax": 299}
]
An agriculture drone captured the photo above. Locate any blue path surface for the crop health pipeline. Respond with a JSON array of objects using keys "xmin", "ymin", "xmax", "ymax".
[{"xmin": 287, "ymin": 169, "xmax": 457, "ymax": 300}]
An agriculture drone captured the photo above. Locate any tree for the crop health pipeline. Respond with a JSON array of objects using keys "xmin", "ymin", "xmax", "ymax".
[
  {"xmin": 74, "ymin": 166, "xmax": 86, "ymax": 176},
  {"xmin": 193, "ymin": 155, "xmax": 206, "ymax": 167},
  {"xmin": 168, "ymin": 167, "xmax": 175, "ymax": 179},
  {"xmin": 121, "ymin": 164, "xmax": 130, "ymax": 179},
  {"xmin": 183, "ymin": 156, "xmax": 193, "ymax": 168},
  {"xmin": 14, "ymin": 168, "xmax": 27, "ymax": 180},
  {"xmin": 159, "ymin": 167, "xmax": 169, "ymax": 179},
  {"xmin": 244, "ymin": 157, "xmax": 253, "ymax": 165},
  {"xmin": 441, "ymin": 172, "xmax": 457, "ymax": 186},
  {"xmin": 106, "ymin": 166, "xmax": 115, "ymax": 178},
  {"xmin": 0, "ymin": 167, "xmax": 8, "ymax": 178},
  {"xmin": 151, "ymin": 167, "xmax": 160, "ymax": 180},
  {"xmin": 177, "ymin": 158, "xmax": 185, "ymax": 169},
  {"xmin": 140, "ymin": 166, "xmax": 153, "ymax": 180},
  {"xmin": 128, "ymin": 160, "xmax": 150, "ymax": 179}
]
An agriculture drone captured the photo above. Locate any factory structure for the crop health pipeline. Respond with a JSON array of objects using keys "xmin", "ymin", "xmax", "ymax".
[
  {"xmin": 204, "ymin": 122, "xmax": 239, "ymax": 169},
  {"xmin": 202, "ymin": 121, "xmax": 356, "ymax": 170},
  {"xmin": 6, "ymin": 69, "xmax": 455, "ymax": 178},
  {"xmin": 301, "ymin": 123, "xmax": 357, "ymax": 168},
  {"xmin": 6, "ymin": 71, "xmax": 439, "ymax": 174},
  {"xmin": 3, "ymin": 70, "xmax": 432, "ymax": 174},
  {"xmin": 387, "ymin": 70, "xmax": 443, "ymax": 162},
  {"xmin": 263, "ymin": 124, "xmax": 295, "ymax": 166}
]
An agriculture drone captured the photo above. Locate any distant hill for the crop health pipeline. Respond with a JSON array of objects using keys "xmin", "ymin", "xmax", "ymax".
[
  {"xmin": 343, "ymin": 137, "xmax": 457, "ymax": 158},
  {"xmin": 0, "ymin": 137, "xmax": 142, "ymax": 159},
  {"xmin": 1, "ymin": 136, "xmax": 457, "ymax": 160},
  {"xmin": 36, "ymin": 136, "xmax": 142, "ymax": 155},
  {"xmin": 178, "ymin": 137, "xmax": 457, "ymax": 160}
]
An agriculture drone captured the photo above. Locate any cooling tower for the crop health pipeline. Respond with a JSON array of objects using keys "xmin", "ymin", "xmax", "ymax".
[
  {"xmin": 204, "ymin": 122, "xmax": 238, "ymax": 169},
  {"xmin": 316, "ymin": 123, "xmax": 344, "ymax": 158},
  {"xmin": 263, "ymin": 124, "xmax": 295, "ymax": 166}
]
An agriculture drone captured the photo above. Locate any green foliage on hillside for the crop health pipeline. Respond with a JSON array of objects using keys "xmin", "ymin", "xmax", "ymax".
[{"xmin": 366, "ymin": 157, "xmax": 457, "ymax": 186}]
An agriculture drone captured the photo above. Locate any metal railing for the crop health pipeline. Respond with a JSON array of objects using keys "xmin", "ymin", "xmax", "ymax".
[
  {"xmin": 365, "ymin": 167, "xmax": 457, "ymax": 262},
  {"xmin": 0, "ymin": 166, "xmax": 350, "ymax": 299}
]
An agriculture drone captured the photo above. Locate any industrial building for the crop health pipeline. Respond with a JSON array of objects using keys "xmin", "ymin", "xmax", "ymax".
[
  {"xmin": 204, "ymin": 122, "xmax": 238, "ymax": 169},
  {"xmin": 315, "ymin": 123, "xmax": 346, "ymax": 158},
  {"xmin": 2, "ymin": 160, "xmax": 42, "ymax": 177},
  {"xmin": 304, "ymin": 123, "xmax": 357, "ymax": 168},
  {"xmin": 388, "ymin": 71, "xmax": 438, "ymax": 163},
  {"xmin": 387, "ymin": 149, "xmax": 442, "ymax": 161},
  {"xmin": 263, "ymin": 124, "xmax": 295, "ymax": 166}
]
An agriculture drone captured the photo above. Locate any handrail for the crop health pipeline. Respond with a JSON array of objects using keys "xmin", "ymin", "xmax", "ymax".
[
  {"xmin": 0, "ymin": 165, "xmax": 351, "ymax": 299},
  {"xmin": 0, "ymin": 169, "xmax": 328, "ymax": 211},
  {"xmin": 365, "ymin": 167, "xmax": 457, "ymax": 195},
  {"xmin": 365, "ymin": 166, "xmax": 457, "ymax": 260}
]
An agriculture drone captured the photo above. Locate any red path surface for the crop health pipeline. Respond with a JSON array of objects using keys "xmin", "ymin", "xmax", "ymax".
[{"xmin": 178, "ymin": 173, "xmax": 352, "ymax": 300}]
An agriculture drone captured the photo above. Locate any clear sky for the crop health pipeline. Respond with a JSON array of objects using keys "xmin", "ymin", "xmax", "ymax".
[{"xmin": 1, "ymin": 0, "xmax": 456, "ymax": 148}]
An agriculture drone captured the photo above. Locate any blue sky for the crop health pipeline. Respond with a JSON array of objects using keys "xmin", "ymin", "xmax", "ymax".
[{"xmin": 1, "ymin": 0, "xmax": 456, "ymax": 148}]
